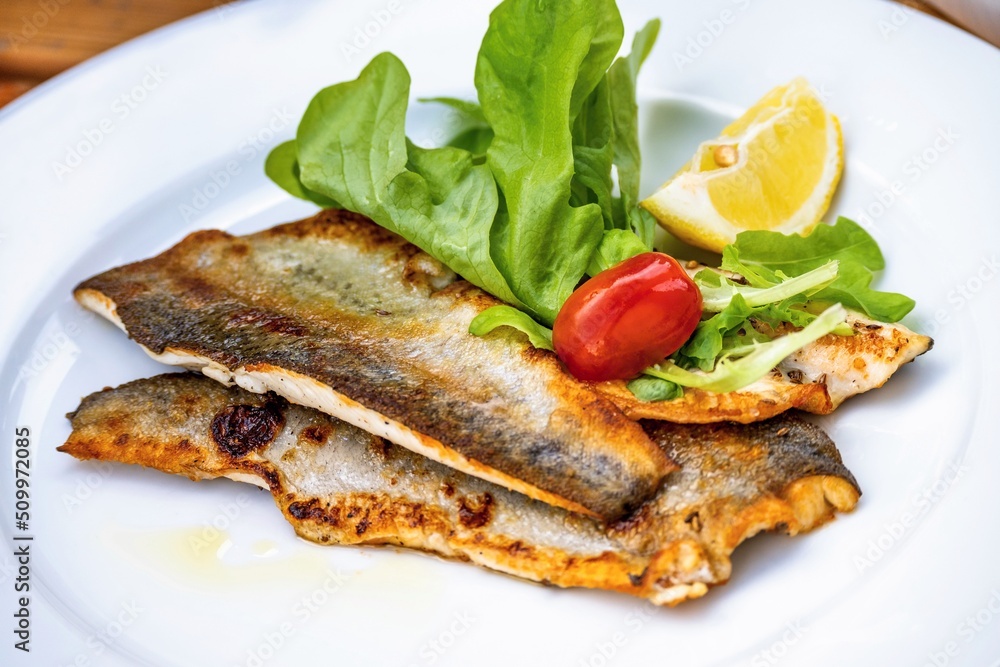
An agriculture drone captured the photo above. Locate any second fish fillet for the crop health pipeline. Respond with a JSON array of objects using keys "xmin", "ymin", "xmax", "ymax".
[{"xmin": 59, "ymin": 373, "xmax": 861, "ymax": 606}]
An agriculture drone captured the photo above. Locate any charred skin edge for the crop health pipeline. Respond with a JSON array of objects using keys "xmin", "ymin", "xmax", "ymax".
[
  {"xmin": 72, "ymin": 211, "xmax": 673, "ymax": 520},
  {"xmin": 59, "ymin": 374, "xmax": 860, "ymax": 607}
]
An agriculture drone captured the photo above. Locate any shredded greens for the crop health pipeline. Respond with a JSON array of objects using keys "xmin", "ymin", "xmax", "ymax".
[{"xmin": 696, "ymin": 262, "xmax": 839, "ymax": 312}]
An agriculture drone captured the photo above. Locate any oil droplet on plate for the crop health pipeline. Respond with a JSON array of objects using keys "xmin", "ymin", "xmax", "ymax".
[
  {"xmin": 252, "ymin": 539, "xmax": 279, "ymax": 557},
  {"xmin": 103, "ymin": 526, "xmax": 331, "ymax": 589}
]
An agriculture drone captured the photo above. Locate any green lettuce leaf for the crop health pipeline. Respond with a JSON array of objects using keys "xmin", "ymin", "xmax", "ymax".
[
  {"xmin": 468, "ymin": 305, "xmax": 554, "ymax": 351},
  {"xmin": 570, "ymin": 76, "xmax": 616, "ymax": 229},
  {"xmin": 418, "ymin": 96, "xmax": 487, "ymax": 124},
  {"xmin": 570, "ymin": 19, "xmax": 661, "ymax": 245},
  {"xmin": 627, "ymin": 375, "xmax": 683, "ymax": 402},
  {"xmin": 607, "ymin": 19, "xmax": 660, "ymax": 248},
  {"xmin": 676, "ymin": 294, "xmax": 755, "ymax": 371},
  {"xmin": 586, "ymin": 228, "xmax": 649, "ymax": 275},
  {"xmin": 446, "ymin": 127, "xmax": 493, "ymax": 158},
  {"xmin": 264, "ymin": 140, "xmax": 341, "ymax": 208},
  {"xmin": 294, "ymin": 52, "xmax": 524, "ymax": 310},
  {"xmin": 475, "ymin": 0, "xmax": 623, "ymax": 324}
]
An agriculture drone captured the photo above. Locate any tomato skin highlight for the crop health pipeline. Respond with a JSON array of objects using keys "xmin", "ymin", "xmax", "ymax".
[{"xmin": 552, "ymin": 253, "xmax": 703, "ymax": 382}]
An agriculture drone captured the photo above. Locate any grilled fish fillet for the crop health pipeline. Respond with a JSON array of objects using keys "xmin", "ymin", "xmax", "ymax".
[
  {"xmin": 74, "ymin": 210, "xmax": 672, "ymax": 521},
  {"xmin": 59, "ymin": 374, "xmax": 861, "ymax": 606}
]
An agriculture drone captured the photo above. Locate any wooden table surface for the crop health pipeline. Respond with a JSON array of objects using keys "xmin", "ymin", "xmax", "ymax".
[{"xmin": 0, "ymin": 0, "xmax": 989, "ymax": 109}]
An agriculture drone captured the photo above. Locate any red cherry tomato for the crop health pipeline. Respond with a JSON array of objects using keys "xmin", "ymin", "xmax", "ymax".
[{"xmin": 552, "ymin": 252, "xmax": 703, "ymax": 382}]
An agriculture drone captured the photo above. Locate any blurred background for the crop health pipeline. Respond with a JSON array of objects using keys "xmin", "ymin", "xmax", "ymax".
[{"xmin": 0, "ymin": 0, "xmax": 996, "ymax": 108}]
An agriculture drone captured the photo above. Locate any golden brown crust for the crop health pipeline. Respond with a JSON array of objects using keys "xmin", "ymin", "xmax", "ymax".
[{"xmin": 59, "ymin": 374, "xmax": 860, "ymax": 606}]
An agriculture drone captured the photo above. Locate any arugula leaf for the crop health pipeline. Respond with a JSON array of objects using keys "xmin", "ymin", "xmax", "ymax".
[
  {"xmin": 727, "ymin": 217, "xmax": 884, "ymax": 273},
  {"xmin": 607, "ymin": 19, "xmax": 660, "ymax": 248},
  {"xmin": 723, "ymin": 217, "xmax": 915, "ymax": 322},
  {"xmin": 264, "ymin": 140, "xmax": 341, "ymax": 208},
  {"xmin": 468, "ymin": 305, "xmax": 554, "ymax": 351},
  {"xmin": 643, "ymin": 304, "xmax": 847, "ymax": 393},
  {"xmin": 627, "ymin": 375, "xmax": 683, "ymax": 402},
  {"xmin": 294, "ymin": 52, "xmax": 524, "ymax": 310},
  {"xmin": 475, "ymin": 0, "xmax": 622, "ymax": 324}
]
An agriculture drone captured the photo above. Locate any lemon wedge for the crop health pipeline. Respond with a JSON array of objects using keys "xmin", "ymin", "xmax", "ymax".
[{"xmin": 641, "ymin": 77, "xmax": 844, "ymax": 253}]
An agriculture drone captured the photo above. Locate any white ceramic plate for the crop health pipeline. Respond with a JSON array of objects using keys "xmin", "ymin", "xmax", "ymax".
[{"xmin": 1, "ymin": 1, "xmax": 998, "ymax": 665}]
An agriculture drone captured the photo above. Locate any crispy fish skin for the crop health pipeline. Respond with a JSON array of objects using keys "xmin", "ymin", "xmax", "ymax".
[
  {"xmin": 59, "ymin": 374, "xmax": 860, "ymax": 606},
  {"xmin": 596, "ymin": 305, "xmax": 932, "ymax": 423},
  {"xmin": 73, "ymin": 210, "xmax": 671, "ymax": 521}
]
